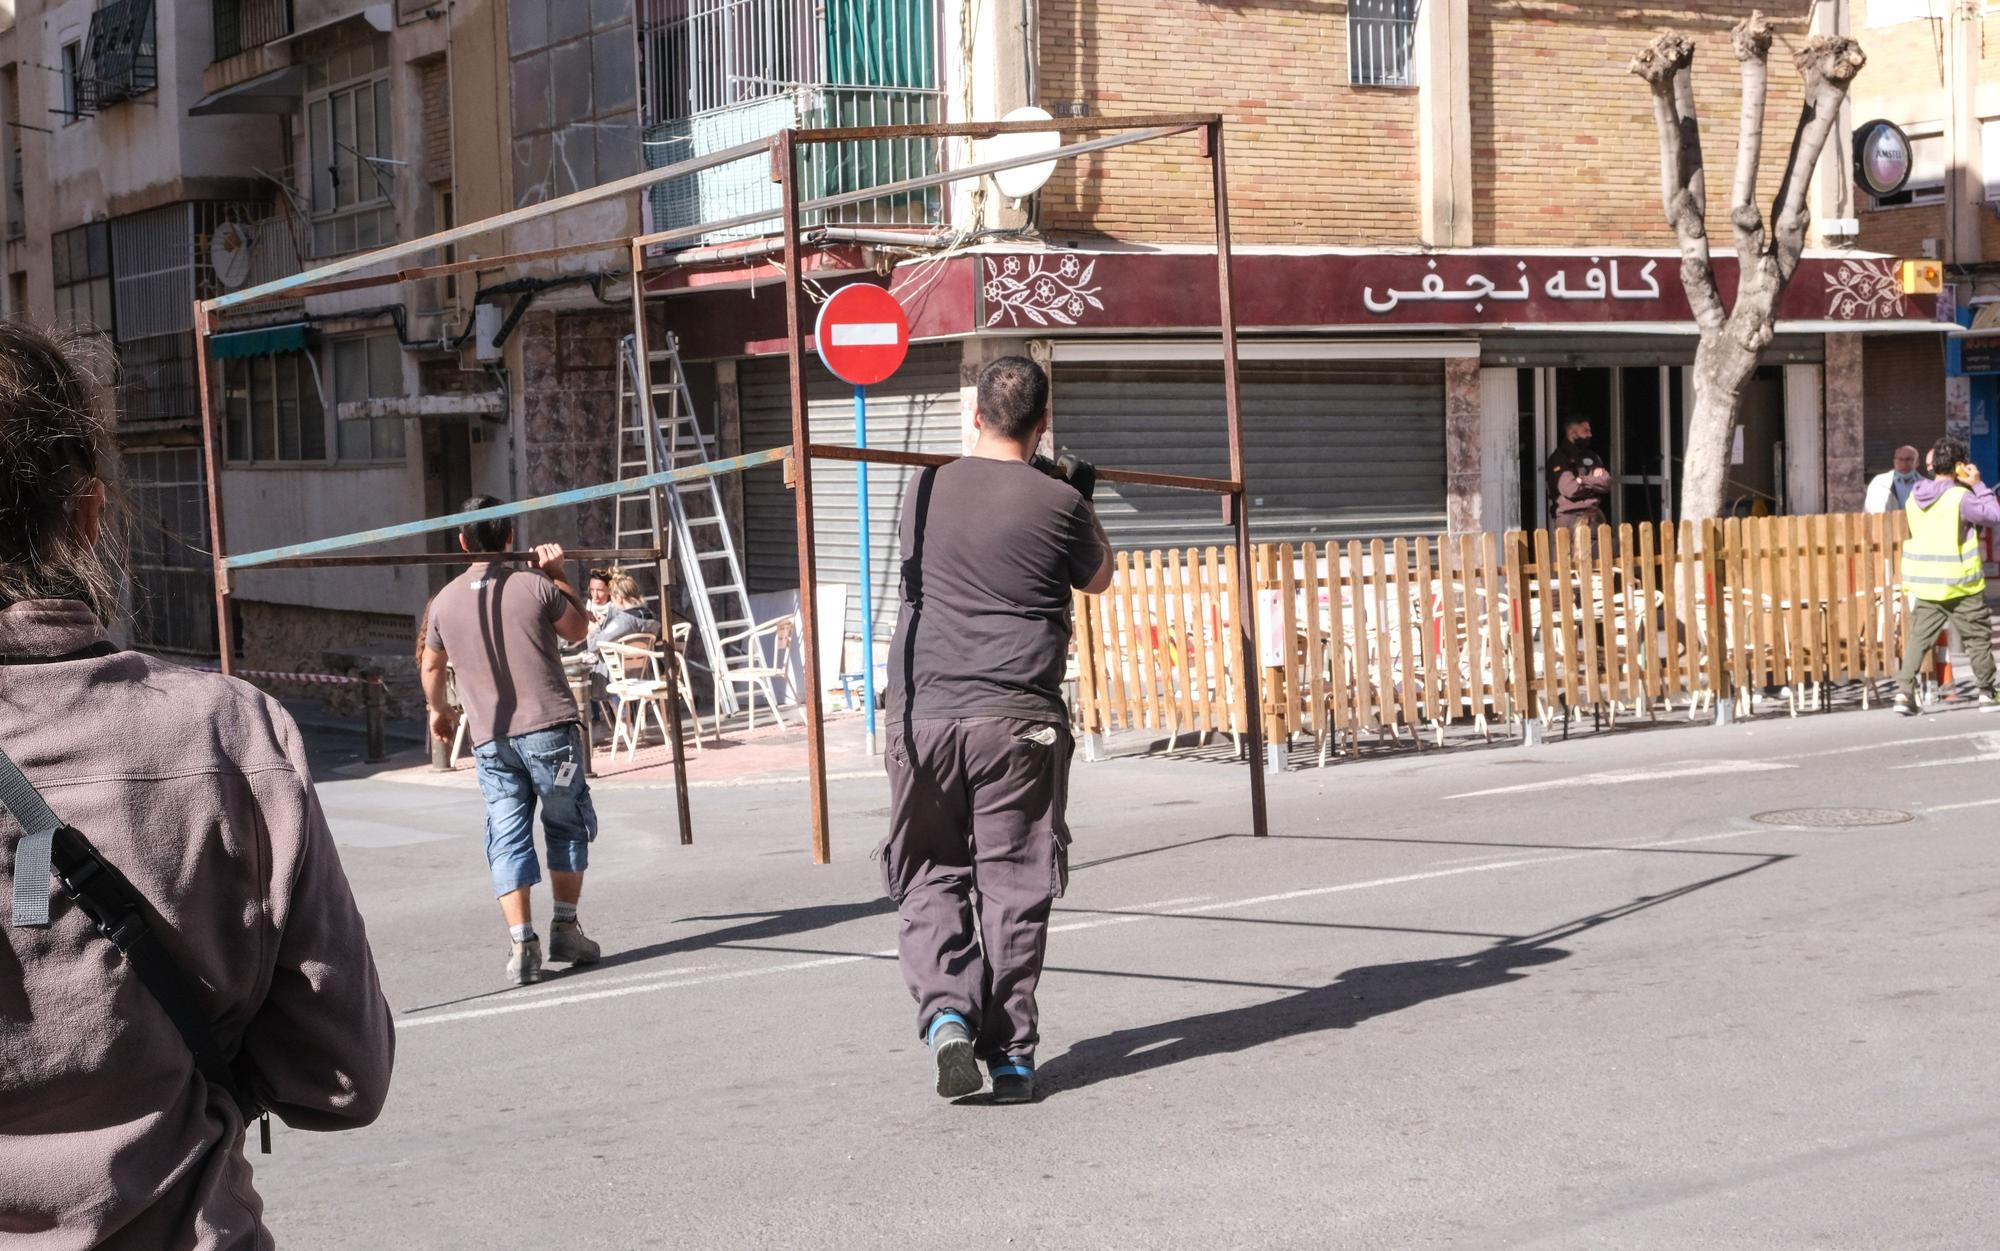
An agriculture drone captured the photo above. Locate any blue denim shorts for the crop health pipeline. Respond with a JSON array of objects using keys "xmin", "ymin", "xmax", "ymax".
[{"xmin": 472, "ymin": 722, "xmax": 599, "ymax": 896}]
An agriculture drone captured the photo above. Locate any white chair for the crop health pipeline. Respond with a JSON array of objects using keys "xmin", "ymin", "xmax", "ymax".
[
  {"xmin": 602, "ymin": 628, "xmax": 704, "ymax": 761},
  {"xmin": 445, "ymin": 662, "xmax": 470, "ymax": 764},
  {"xmin": 713, "ymin": 614, "xmax": 798, "ymax": 735}
]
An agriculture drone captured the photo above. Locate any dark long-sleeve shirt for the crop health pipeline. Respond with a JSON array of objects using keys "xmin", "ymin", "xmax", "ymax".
[
  {"xmin": 1546, "ymin": 440, "xmax": 1612, "ymax": 522},
  {"xmin": 0, "ymin": 598, "xmax": 393, "ymax": 1250}
]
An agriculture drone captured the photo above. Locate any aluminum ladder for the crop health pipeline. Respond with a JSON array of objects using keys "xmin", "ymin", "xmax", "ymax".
[{"xmin": 615, "ymin": 333, "xmax": 757, "ymax": 717}]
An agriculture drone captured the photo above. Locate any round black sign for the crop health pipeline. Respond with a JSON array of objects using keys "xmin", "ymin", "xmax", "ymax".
[{"xmin": 1854, "ymin": 119, "xmax": 1913, "ymax": 198}]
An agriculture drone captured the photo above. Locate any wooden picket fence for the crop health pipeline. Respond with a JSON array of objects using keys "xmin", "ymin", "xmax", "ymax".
[{"xmin": 1071, "ymin": 512, "xmax": 1910, "ymax": 754}]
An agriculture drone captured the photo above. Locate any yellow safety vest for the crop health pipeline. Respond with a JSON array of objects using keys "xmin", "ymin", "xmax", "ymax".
[{"xmin": 1903, "ymin": 485, "xmax": 1987, "ymax": 602}]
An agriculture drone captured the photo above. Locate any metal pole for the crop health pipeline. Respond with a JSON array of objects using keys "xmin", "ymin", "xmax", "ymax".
[
  {"xmin": 779, "ymin": 130, "xmax": 834, "ymax": 865},
  {"xmin": 363, "ymin": 676, "xmax": 386, "ymax": 763},
  {"xmin": 1210, "ymin": 121, "xmax": 1271, "ymax": 835},
  {"xmin": 854, "ymin": 383, "xmax": 878, "ymax": 756},
  {"xmin": 629, "ymin": 239, "xmax": 696, "ymax": 847},
  {"xmin": 192, "ymin": 301, "xmax": 234, "ymax": 675}
]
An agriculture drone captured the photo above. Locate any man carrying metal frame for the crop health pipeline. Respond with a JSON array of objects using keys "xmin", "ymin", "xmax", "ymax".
[
  {"xmin": 877, "ymin": 356, "xmax": 1114, "ymax": 1104},
  {"xmin": 421, "ymin": 500, "xmax": 604, "ymax": 985}
]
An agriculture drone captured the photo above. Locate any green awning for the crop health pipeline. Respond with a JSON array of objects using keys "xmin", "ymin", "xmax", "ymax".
[{"xmin": 210, "ymin": 322, "xmax": 309, "ymax": 360}]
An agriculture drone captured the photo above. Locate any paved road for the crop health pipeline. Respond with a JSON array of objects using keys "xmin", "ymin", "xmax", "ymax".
[{"xmin": 266, "ymin": 708, "xmax": 2000, "ymax": 1249}]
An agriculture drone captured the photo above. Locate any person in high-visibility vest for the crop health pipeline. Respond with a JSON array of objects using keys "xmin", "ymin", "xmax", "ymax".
[{"xmin": 1895, "ymin": 436, "xmax": 2000, "ymax": 715}]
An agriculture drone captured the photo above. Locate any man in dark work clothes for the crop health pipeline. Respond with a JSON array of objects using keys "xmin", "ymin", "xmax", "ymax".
[
  {"xmin": 1547, "ymin": 416, "xmax": 1612, "ymax": 535},
  {"xmin": 877, "ymin": 355, "xmax": 1115, "ymax": 1105}
]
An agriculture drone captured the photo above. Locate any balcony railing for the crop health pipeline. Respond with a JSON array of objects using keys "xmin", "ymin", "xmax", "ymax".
[
  {"xmin": 79, "ymin": 0, "xmax": 158, "ymax": 113},
  {"xmin": 213, "ymin": 0, "xmax": 294, "ymax": 63},
  {"xmin": 644, "ymin": 85, "xmax": 944, "ymax": 243},
  {"xmin": 640, "ymin": 0, "xmax": 944, "ymax": 241}
]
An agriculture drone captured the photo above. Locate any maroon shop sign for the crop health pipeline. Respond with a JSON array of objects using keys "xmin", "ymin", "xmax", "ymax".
[
  {"xmin": 662, "ymin": 250, "xmax": 1934, "ymax": 360},
  {"xmin": 971, "ymin": 251, "xmax": 1935, "ymax": 331}
]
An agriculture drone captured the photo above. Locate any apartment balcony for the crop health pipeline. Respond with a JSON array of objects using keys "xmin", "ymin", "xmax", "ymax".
[
  {"xmin": 640, "ymin": 0, "xmax": 946, "ymax": 244},
  {"xmin": 199, "ymin": 0, "xmax": 301, "ymax": 111},
  {"xmin": 644, "ymin": 85, "xmax": 944, "ymax": 243}
]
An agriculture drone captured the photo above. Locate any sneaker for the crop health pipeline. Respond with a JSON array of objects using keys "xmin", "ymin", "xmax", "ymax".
[
  {"xmin": 926, "ymin": 1012, "xmax": 981, "ymax": 1099},
  {"xmin": 1980, "ymin": 691, "xmax": 2000, "ymax": 714},
  {"xmin": 1894, "ymin": 692, "xmax": 1919, "ymax": 718},
  {"xmin": 506, "ymin": 937, "xmax": 544, "ymax": 986},
  {"xmin": 989, "ymin": 1056, "xmax": 1035, "ymax": 1105},
  {"xmin": 549, "ymin": 919, "xmax": 601, "ymax": 964}
]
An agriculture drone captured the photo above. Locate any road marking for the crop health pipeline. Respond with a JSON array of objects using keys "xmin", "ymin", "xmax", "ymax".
[
  {"xmin": 1448, "ymin": 759, "xmax": 1789, "ymax": 800},
  {"xmin": 1922, "ymin": 796, "xmax": 2000, "ymax": 813},
  {"xmin": 393, "ymin": 833, "xmax": 1770, "ymax": 1031},
  {"xmin": 1892, "ymin": 730, "xmax": 2000, "ymax": 769}
]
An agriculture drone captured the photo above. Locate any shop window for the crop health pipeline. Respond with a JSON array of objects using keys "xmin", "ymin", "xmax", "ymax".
[
  {"xmin": 333, "ymin": 332, "xmax": 405, "ymax": 461},
  {"xmin": 52, "ymin": 222, "xmax": 113, "ymax": 334},
  {"xmin": 1349, "ymin": 0, "xmax": 1418, "ymax": 88},
  {"xmin": 306, "ymin": 36, "xmax": 397, "ymax": 257},
  {"xmin": 223, "ymin": 351, "xmax": 324, "ymax": 463}
]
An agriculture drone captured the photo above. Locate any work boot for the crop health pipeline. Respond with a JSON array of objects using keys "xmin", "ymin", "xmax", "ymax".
[
  {"xmin": 549, "ymin": 919, "xmax": 601, "ymax": 964},
  {"xmin": 989, "ymin": 1056, "xmax": 1035, "ymax": 1105},
  {"xmin": 1894, "ymin": 692, "xmax": 1919, "ymax": 718},
  {"xmin": 506, "ymin": 937, "xmax": 544, "ymax": 986},
  {"xmin": 926, "ymin": 1011, "xmax": 981, "ymax": 1099}
]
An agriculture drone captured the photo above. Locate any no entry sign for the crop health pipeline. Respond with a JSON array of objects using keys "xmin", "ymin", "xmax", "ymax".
[{"xmin": 814, "ymin": 284, "xmax": 909, "ymax": 386}]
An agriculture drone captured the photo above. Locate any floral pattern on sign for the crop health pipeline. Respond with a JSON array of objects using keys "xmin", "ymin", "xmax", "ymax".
[
  {"xmin": 982, "ymin": 254, "xmax": 1103, "ymax": 327},
  {"xmin": 1824, "ymin": 258, "xmax": 1908, "ymax": 320}
]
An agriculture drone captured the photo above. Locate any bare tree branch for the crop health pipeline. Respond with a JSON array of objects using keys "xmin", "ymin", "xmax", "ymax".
[
  {"xmin": 1769, "ymin": 34, "xmax": 1867, "ymax": 282},
  {"xmin": 1729, "ymin": 12, "xmax": 1773, "ymax": 265},
  {"xmin": 1630, "ymin": 33, "xmax": 1726, "ymax": 331}
]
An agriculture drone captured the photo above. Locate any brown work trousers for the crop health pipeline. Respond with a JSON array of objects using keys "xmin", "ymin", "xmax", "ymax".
[{"xmin": 878, "ymin": 715, "xmax": 1073, "ymax": 1061}]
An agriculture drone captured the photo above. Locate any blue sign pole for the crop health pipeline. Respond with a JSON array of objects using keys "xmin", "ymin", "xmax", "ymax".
[{"xmin": 854, "ymin": 383, "xmax": 878, "ymax": 755}]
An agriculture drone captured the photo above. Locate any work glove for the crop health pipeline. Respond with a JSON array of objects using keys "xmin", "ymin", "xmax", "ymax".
[{"xmin": 1032, "ymin": 452, "xmax": 1097, "ymax": 499}]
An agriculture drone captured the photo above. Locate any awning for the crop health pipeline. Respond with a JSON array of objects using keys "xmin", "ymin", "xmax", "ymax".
[
  {"xmin": 210, "ymin": 322, "xmax": 310, "ymax": 360},
  {"xmin": 189, "ymin": 63, "xmax": 305, "ymax": 116},
  {"xmin": 1950, "ymin": 303, "xmax": 2000, "ymax": 339}
]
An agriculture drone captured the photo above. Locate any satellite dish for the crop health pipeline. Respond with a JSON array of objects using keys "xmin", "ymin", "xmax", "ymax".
[
  {"xmin": 209, "ymin": 220, "xmax": 255, "ymax": 290},
  {"xmin": 987, "ymin": 105, "xmax": 1060, "ymax": 201}
]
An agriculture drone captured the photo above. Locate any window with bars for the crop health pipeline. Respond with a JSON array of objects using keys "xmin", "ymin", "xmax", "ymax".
[
  {"xmin": 52, "ymin": 222, "xmax": 114, "ymax": 335},
  {"xmin": 333, "ymin": 332, "xmax": 405, "ymax": 461},
  {"xmin": 306, "ymin": 37, "xmax": 397, "ymax": 257},
  {"xmin": 125, "ymin": 447, "xmax": 217, "ymax": 655},
  {"xmin": 223, "ymin": 351, "xmax": 324, "ymax": 463},
  {"xmin": 60, "ymin": 41, "xmax": 83, "ymax": 123},
  {"xmin": 1348, "ymin": 0, "xmax": 1419, "ymax": 88}
]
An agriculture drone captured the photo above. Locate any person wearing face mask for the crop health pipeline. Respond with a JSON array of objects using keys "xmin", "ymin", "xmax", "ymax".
[{"xmin": 1864, "ymin": 445, "xmax": 1922, "ymax": 514}]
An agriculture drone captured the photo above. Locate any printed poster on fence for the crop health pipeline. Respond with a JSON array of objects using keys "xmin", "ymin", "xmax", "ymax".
[{"xmin": 1256, "ymin": 589, "xmax": 1286, "ymax": 668}]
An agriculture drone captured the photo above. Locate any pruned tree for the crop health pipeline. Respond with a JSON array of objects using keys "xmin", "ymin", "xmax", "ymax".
[{"xmin": 1630, "ymin": 12, "xmax": 1865, "ymax": 521}]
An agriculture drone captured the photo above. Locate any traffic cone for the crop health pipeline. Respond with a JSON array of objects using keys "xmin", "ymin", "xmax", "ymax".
[{"xmin": 1935, "ymin": 628, "xmax": 1954, "ymax": 696}]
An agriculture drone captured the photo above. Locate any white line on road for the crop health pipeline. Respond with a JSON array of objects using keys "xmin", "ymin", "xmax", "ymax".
[
  {"xmin": 393, "ymin": 833, "xmax": 1770, "ymax": 1031},
  {"xmin": 1448, "ymin": 759, "xmax": 1790, "ymax": 800},
  {"xmin": 1920, "ymin": 796, "xmax": 2000, "ymax": 813},
  {"xmin": 1891, "ymin": 731, "xmax": 2000, "ymax": 770}
]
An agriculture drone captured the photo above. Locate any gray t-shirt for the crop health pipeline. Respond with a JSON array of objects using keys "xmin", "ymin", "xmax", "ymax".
[
  {"xmin": 425, "ymin": 562, "xmax": 577, "ymax": 747},
  {"xmin": 886, "ymin": 456, "xmax": 1107, "ymax": 724}
]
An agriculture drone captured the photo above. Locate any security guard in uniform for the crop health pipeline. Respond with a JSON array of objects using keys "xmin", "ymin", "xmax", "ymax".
[{"xmin": 1894, "ymin": 437, "xmax": 2000, "ymax": 716}]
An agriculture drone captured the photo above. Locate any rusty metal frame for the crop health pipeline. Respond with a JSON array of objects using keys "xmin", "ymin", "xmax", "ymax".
[
  {"xmin": 193, "ymin": 113, "xmax": 1266, "ymax": 866},
  {"xmin": 762, "ymin": 113, "xmax": 1267, "ymax": 864}
]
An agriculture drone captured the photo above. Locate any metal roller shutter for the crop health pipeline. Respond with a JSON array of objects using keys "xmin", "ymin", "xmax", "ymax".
[
  {"xmin": 739, "ymin": 343, "xmax": 961, "ymax": 638},
  {"xmin": 1051, "ymin": 358, "xmax": 1447, "ymax": 548}
]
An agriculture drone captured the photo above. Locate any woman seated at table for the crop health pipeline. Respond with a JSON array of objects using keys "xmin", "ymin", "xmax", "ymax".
[{"xmin": 579, "ymin": 570, "xmax": 662, "ymax": 699}]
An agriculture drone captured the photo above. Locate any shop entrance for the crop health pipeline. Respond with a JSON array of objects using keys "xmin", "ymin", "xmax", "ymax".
[{"xmin": 1521, "ymin": 366, "xmax": 1689, "ymax": 529}]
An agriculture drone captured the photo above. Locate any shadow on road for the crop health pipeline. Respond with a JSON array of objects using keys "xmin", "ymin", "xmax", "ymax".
[{"xmin": 1038, "ymin": 853, "xmax": 1790, "ymax": 1099}]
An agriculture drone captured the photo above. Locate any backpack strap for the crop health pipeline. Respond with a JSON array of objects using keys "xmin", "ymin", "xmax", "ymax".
[
  {"xmin": 0, "ymin": 747, "xmax": 62, "ymax": 928},
  {"xmin": 0, "ymin": 745, "xmax": 259, "ymax": 1120}
]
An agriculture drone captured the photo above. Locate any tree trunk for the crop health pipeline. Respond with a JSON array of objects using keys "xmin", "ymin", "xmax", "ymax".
[{"xmin": 1682, "ymin": 333, "xmax": 1761, "ymax": 520}]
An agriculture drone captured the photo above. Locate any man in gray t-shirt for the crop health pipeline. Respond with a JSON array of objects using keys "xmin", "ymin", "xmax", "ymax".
[
  {"xmin": 420, "ymin": 499, "xmax": 601, "ymax": 987},
  {"xmin": 878, "ymin": 355, "xmax": 1113, "ymax": 1105}
]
